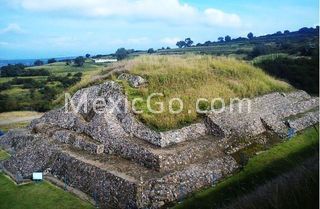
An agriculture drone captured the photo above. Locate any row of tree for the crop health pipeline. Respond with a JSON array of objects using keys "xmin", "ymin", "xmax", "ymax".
[
  {"xmin": 34, "ymin": 58, "xmax": 57, "ymax": 66},
  {"xmin": 0, "ymin": 64, "xmax": 50, "ymax": 77},
  {"xmin": 176, "ymin": 33, "xmax": 254, "ymax": 48},
  {"xmin": 109, "ymin": 26, "xmax": 319, "ymax": 61},
  {"xmin": 34, "ymin": 56, "xmax": 87, "ymax": 67},
  {"xmin": 175, "ymin": 27, "xmax": 319, "ymax": 48}
]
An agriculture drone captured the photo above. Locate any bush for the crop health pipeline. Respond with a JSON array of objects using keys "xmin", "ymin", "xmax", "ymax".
[
  {"xmin": 47, "ymin": 58, "xmax": 57, "ymax": 64},
  {"xmin": 74, "ymin": 56, "xmax": 85, "ymax": 67},
  {"xmin": 147, "ymin": 48, "xmax": 155, "ymax": 54},
  {"xmin": 115, "ymin": 48, "xmax": 129, "ymax": 60},
  {"xmin": 34, "ymin": 60, "xmax": 44, "ymax": 66},
  {"xmin": 0, "ymin": 64, "xmax": 50, "ymax": 77},
  {"xmin": 250, "ymin": 44, "xmax": 270, "ymax": 58}
]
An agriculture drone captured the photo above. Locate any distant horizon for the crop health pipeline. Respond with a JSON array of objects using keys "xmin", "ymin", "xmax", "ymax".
[
  {"xmin": 0, "ymin": 24, "xmax": 318, "ymax": 60},
  {"xmin": 0, "ymin": 0, "xmax": 318, "ymax": 60}
]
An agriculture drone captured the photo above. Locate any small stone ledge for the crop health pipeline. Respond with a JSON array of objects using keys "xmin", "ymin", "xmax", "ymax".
[
  {"xmin": 118, "ymin": 73, "xmax": 147, "ymax": 87},
  {"xmin": 288, "ymin": 110, "xmax": 319, "ymax": 132},
  {"xmin": 52, "ymin": 130, "xmax": 105, "ymax": 154},
  {"xmin": 160, "ymin": 123, "xmax": 207, "ymax": 147}
]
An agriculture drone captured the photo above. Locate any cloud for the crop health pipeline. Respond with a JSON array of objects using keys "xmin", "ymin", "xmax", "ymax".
[
  {"xmin": 9, "ymin": 0, "xmax": 242, "ymax": 27},
  {"xmin": 204, "ymin": 8, "xmax": 241, "ymax": 27},
  {"xmin": 160, "ymin": 37, "xmax": 181, "ymax": 46},
  {"xmin": 0, "ymin": 23, "xmax": 25, "ymax": 34}
]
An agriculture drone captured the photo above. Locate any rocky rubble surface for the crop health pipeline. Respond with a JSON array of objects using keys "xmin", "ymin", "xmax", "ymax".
[
  {"xmin": 206, "ymin": 90, "xmax": 319, "ymax": 140},
  {"xmin": 0, "ymin": 81, "xmax": 318, "ymax": 209}
]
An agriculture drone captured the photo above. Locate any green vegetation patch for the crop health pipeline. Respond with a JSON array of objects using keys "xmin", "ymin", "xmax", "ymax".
[
  {"xmin": 26, "ymin": 61, "xmax": 100, "ymax": 75},
  {"xmin": 0, "ymin": 173, "xmax": 94, "ymax": 209},
  {"xmin": 173, "ymin": 126, "xmax": 319, "ymax": 209},
  {"xmin": 254, "ymin": 55, "xmax": 319, "ymax": 95},
  {"xmin": 0, "ymin": 150, "xmax": 10, "ymax": 161},
  {"xmin": 0, "ymin": 61, "xmax": 105, "ymax": 113},
  {"xmin": 119, "ymin": 55, "xmax": 292, "ymax": 130}
]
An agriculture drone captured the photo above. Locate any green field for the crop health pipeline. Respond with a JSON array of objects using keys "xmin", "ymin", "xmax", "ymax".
[
  {"xmin": 0, "ymin": 173, "xmax": 94, "ymax": 209},
  {"xmin": 26, "ymin": 61, "xmax": 101, "ymax": 75},
  {"xmin": 173, "ymin": 126, "xmax": 319, "ymax": 209},
  {"xmin": 0, "ymin": 60, "xmax": 106, "ymax": 113}
]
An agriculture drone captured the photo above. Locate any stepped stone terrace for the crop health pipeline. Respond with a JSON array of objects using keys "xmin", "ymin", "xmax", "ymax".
[{"xmin": 0, "ymin": 81, "xmax": 318, "ymax": 209}]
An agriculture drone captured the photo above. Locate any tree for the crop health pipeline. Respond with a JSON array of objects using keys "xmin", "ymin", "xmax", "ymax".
[
  {"xmin": 247, "ymin": 32, "xmax": 254, "ymax": 39},
  {"xmin": 34, "ymin": 60, "xmax": 44, "ymax": 66},
  {"xmin": 166, "ymin": 47, "xmax": 171, "ymax": 50},
  {"xmin": 204, "ymin": 41, "xmax": 212, "ymax": 46},
  {"xmin": 147, "ymin": 48, "xmax": 155, "ymax": 53},
  {"xmin": 115, "ymin": 48, "xmax": 128, "ymax": 60},
  {"xmin": 225, "ymin": 35, "xmax": 231, "ymax": 42},
  {"xmin": 284, "ymin": 30, "xmax": 290, "ymax": 34},
  {"xmin": 176, "ymin": 41, "xmax": 186, "ymax": 48},
  {"xmin": 85, "ymin": 54, "xmax": 91, "ymax": 58},
  {"xmin": 47, "ymin": 58, "xmax": 56, "ymax": 64},
  {"xmin": 184, "ymin": 38, "xmax": 193, "ymax": 47},
  {"xmin": 74, "ymin": 56, "xmax": 85, "ymax": 67},
  {"xmin": 218, "ymin": 37, "xmax": 224, "ymax": 42}
]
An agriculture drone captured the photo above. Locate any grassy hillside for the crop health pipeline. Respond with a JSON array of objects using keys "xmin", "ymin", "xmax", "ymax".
[
  {"xmin": 116, "ymin": 55, "xmax": 292, "ymax": 130},
  {"xmin": 155, "ymin": 27, "xmax": 318, "ymax": 59}
]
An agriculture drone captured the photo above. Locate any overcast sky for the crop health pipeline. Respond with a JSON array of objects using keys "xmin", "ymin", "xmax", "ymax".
[{"xmin": 0, "ymin": 0, "xmax": 318, "ymax": 59}]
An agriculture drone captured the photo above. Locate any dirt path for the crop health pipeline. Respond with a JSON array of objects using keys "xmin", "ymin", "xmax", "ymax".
[{"xmin": 0, "ymin": 115, "xmax": 42, "ymax": 125}]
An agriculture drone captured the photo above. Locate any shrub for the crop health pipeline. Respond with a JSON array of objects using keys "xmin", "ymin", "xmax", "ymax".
[
  {"xmin": 47, "ymin": 58, "xmax": 57, "ymax": 64},
  {"xmin": 74, "ymin": 56, "xmax": 85, "ymax": 67}
]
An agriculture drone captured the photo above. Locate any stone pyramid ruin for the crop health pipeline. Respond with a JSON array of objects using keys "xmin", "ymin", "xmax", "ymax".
[{"xmin": 0, "ymin": 80, "xmax": 318, "ymax": 208}]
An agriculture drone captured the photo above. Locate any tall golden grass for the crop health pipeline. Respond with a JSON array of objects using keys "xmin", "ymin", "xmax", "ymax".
[{"xmin": 118, "ymin": 54, "xmax": 292, "ymax": 130}]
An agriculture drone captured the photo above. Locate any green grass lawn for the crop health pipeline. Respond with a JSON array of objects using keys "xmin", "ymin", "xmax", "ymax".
[
  {"xmin": 26, "ymin": 61, "xmax": 101, "ymax": 75},
  {"xmin": 0, "ymin": 149, "xmax": 10, "ymax": 161},
  {"xmin": 173, "ymin": 126, "xmax": 319, "ymax": 209},
  {"xmin": 0, "ymin": 173, "xmax": 95, "ymax": 209}
]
